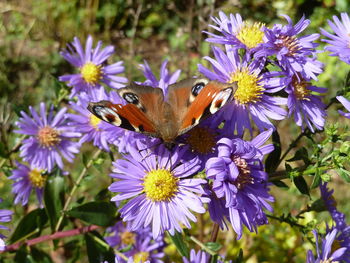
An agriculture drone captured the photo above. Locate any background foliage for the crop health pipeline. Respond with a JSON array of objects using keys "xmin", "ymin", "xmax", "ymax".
[{"xmin": 1, "ymin": 0, "xmax": 350, "ymax": 262}]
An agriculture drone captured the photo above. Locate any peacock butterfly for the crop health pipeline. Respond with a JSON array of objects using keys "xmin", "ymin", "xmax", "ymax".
[{"xmin": 87, "ymin": 78, "xmax": 237, "ymax": 148}]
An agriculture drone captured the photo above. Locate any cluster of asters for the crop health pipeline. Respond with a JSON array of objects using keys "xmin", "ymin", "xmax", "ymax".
[{"xmin": 5, "ymin": 10, "xmax": 350, "ymax": 262}]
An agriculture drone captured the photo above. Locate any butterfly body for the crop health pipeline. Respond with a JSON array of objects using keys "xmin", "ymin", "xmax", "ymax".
[{"xmin": 88, "ymin": 78, "xmax": 237, "ymax": 147}]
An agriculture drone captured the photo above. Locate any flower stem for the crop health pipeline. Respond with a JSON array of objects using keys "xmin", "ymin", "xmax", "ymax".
[
  {"xmin": 55, "ymin": 149, "xmax": 102, "ymax": 232},
  {"xmin": 190, "ymin": 236, "xmax": 216, "ymax": 256},
  {"xmin": 3, "ymin": 225, "xmax": 99, "ymax": 252}
]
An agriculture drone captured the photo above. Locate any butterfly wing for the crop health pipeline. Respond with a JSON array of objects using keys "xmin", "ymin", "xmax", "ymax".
[
  {"xmin": 87, "ymin": 100, "xmax": 158, "ymax": 136},
  {"xmin": 167, "ymin": 78, "xmax": 237, "ymax": 135}
]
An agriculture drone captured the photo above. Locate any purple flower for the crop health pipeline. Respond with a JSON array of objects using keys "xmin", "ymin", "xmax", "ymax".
[
  {"xmin": 16, "ymin": 103, "xmax": 81, "ymax": 172},
  {"xmin": 105, "ymin": 222, "xmax": 164, "ymax": 263},
  {"xmin": 255, "ymin": 15, "xmax": 322, "ymax": 80},
  {"xmin": 205, "ymin": 11, "xmax": 265, "ymax": 52},
  {"xmin": 139, "ymin": 59, "xmax": 181, "ymax": 95},
  {"xmin": 67, "ymin": 87, "xmax": 124, "ymax": 151},
  {"xmin": 336, "ymin": 96, "xmax": 350, "ymax": 118},
  {"xmin": 286, "ymin": 75, "xmax": 326, "ymax": 132},
  {"xmin": 306, "ymin": 229, "xmax": 347, "ymax": 263},
  {"xmin": 321, "ymin": 13, "xmax": 350, "ymax": 64},
  {"xmin": 320, "ymin": 183, "xmax": 350, "ymax": 261},
  {"xmin": 179, "ymin": 117, "xmax": 230, "ymax": 170},
  {"xmin": 205, "ymin": 129, "xmax": 274, "ymax": 239},
  {"xmin": 109, "ymin": 141, "xmax": 209, "ymax": 239},
  {"xmin": 0, "ymin": 199, "xmax": 12, "ymax": 251},
  {"xmin": 199, "ymin": 46, "xmax": 287, "ymax": 135},
  {"xmin": 9, "ymin": 162, "xmax": 46, "ymax": 206},
  {"xmin": 182, "ymin": 249, "xmax": 231, "ymax": 263},
  {"xmin": 59, "ymin": 35, "xmax": 127, "ymax": 97}
]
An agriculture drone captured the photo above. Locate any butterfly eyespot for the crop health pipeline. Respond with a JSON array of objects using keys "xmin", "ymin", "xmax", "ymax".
[
  {"xmin": 123, "ymin": 92, "xmax": 139, "ymax": 104},
  {"xmin": 191, "ymin": 82, "xmax": 205, "ymax": 97}
]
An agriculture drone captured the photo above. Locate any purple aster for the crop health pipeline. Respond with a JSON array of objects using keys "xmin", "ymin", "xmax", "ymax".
[
  {"xmin": 9, "ymin": 162, "xmax": 46, "ymax": 206},
  {"xmin": 336, "ymin": 96, "xmax": 350, "ymax": 118},
  {"xmin": 109, "ymin": 141, "xmax": 209, "ymax": 239},
  {"xmin": 205, "ymin": 11, "xmax": 265, "ymax": 52},
  {"xmin": 321, "ymin": 13, "xmax": 350, "ymax": 64},
  {"xmin": 255, "ymin": 15, "xmax": 322, "ymax": 80},
  {"xmin": 59, "ymin": 35, "xmax": 127, "ymax": 97},
  {"xmin": 205, "ymin": 129, "xmax": 274, "ymax": 239},
  {"xmin": 320, "ymin": 183, "xmax": 350, "ymax": 261},
  {"xmin": 182, "ymin": 249, "xmax": 231, "ymax": 263},
  {"xmin": 306, "ymin": 229, "xmax": 347, "ymax": 263},
  {"xmin": 16, "ymin": 102, "xmax": 81, "ymax": 172},
  {"xmin": 105, "ymin": 222, "xmax": 164, "ymax": 263},
  {"xmin": 286, "ymin": 74, "xmax": 326, "ymax": 132},
  {"xmin": 179, "ymin": 116, "xmax": 232, "ymax": 170},
  {"xmin": 67, "ymin": 86, "xmax": 125, "ymax": 152},
  {"xmin": 139, "ymin": 59, "xmax": 181, "ymax": 95},
  {"xmin": 0, "ymin": 199, "xmax": 12, "ymax": 251},
  {"xmin": 199, "ymin": 46, "xmax": 288, "ymax": 135}
]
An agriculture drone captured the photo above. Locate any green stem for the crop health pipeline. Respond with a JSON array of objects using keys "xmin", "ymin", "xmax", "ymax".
[
  {"xmin": 190, "ymin": 236, "xmax": 216, "ymax": 256},
  {"xmin": 276, "ymin": 131, "xmax": 306, "ymax": 168},
  {"xmin": 266, "ymin": 214, "xmax": 305, "ymax": 229},
  {"xmin": 55, "ymin": 149, "xmax": 102, "ymax": 232}
]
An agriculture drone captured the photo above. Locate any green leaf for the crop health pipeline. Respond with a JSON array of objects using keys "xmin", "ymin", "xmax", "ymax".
[
  {"xmin": 235, "ymin": 249, "xmax": 244, "ymax": 263},
  {"xmin": 310, "ymin": 173, "xmax": 321, "ymax": 189},
  {"xmin": 272, "ymin": 180, "xmax": 289, "ymax": 188},
  {"xmin": 205, "ymin": 242, "xmax": 222, "ymax": 252},
  {"xmin": 287, "ymin": 147, "xmax": 309, "ymax": 164},
  {"xmin": 14, "ymin": 245, "xmax": 34, "ymax": 263},
  {"xmin": 309, "ymin": 198, "xmax": 327, "ymax": 213},
  {"xmin": 265, "ymin": 131, "xmax": 281, "ymax": 173},
  {"xmin": 85, "ymin": 231, "xmax": 115, "ymax": 263},
  {"xmin": 44, "ymin": 173, "xmax": 65, "ymax": 231},
  {"xmin": 10, "ymin": 208, "xmax": 48, "ymax": 243},
  {"xmin": 67, "ymin": 201, "xmax": 117, "ymax": 226},
  {"xmin": 30, "ymin": 247, "xmax": 53, "ymax": 263},
  {"xmin": 168, "ymin": 231, "xmax": 189, "ymax": 258},
  {"xmin": 293, "ymin": 176, "xmax": 310, "ymax": 196},
  {"xmin": 338, "ymin": 168, "xmax": 350, "ymax": 182}
]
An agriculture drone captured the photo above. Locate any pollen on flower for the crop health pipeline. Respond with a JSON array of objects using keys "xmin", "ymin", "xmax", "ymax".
[
  {"xmin": 143, "ymin": 169, "xmax": 178, "ymax": 202},
  {"xmin": 292, "ymin": 76, "xmax": 311, "ymax": 100},
  {"xmin": 133, "ymin": 251, "xmax": 150, "ymax": 263},
  {"xmin": 185, "ymin": 127, "xmax": 216, "ymax": 154},
  {"xmin": 38, "ymin": 126, "xmax": 61, "ymax": 148},
  {"xmin": 276, "ymin": 35, "xmax": 300, "ymax": 56},
  {"xmin": 80, "ymin": 62, "xmax": 102, "ymax": 84},
  {"xmin": 89, "ymin": 114, "xmax": 102, "ymax": 129},
  {"xmin": 28, "ymin": 169, "xmax": 46, "ymax": 188},
  {"xmin": 230, "ymin": 67, "xmax": 264, "ymax": 104},
  {"xmin": 232, "ymin": 155, "xmax": 253, "ymax": 189},
  {"xmin": 236, "ymin": 22, "xmax": 265, "ymax": 49},
  {"xmin": 120, "ymin": 231, "xmax": 136, "ymax": 246}
]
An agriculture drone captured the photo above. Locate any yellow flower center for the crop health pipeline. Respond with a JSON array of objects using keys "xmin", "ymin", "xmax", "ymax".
[
  {"xmin": 89, "ymin": 114, "xmax": 102, "ymax": 129},
  {"xmin": 185, "ymin": 127, "xmax": 216, "ymax": 154},
  {"xmin": 236, "ymin": 22, "xmax": 265, "ymax": 49},
  {"xmin": 120, "ymin": 231, "xmax": 136, "ymax": 246},
  {"xmin": 232, "ymin": 155, "xmax": 253, "ymax": 189},
  {"xmin": 276, "ymin": 35, "xmax": 300, "ymax": 56},
  {"xmin": 80, "ymin": 62, "xmax": 102, "ymax": 84},
  {"xmin": 28, "ymin": 169, "xmax": 46, "ymax": 188},
  {"xmin": 133, "ymin": 251, "xmax": 150, "ymax": 263},
  {"xmin": 38, "ymin": 126, "xmax": 61, "ymax": 148},
  {"xmin": 292, "ymin": 76, "xmax": 311, "ymax": 101},
  {"xmin": 230, "ymin": 67, "xmax": 264, "ymax": 104},
  {"xmin": 143, "ymin": 169, "xmax": 178, "ymax": 202}
]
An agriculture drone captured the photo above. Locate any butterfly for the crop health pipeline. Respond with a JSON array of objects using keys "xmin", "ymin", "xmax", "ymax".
[{"xmin": 87, "ymin": 78, "xmax": 237, "ymax": 148}]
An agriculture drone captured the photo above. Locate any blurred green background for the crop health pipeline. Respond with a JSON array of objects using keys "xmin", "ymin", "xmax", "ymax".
[{"xmin": 1, "ymin": 0, "xmax": 350, "ymax": 262}]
